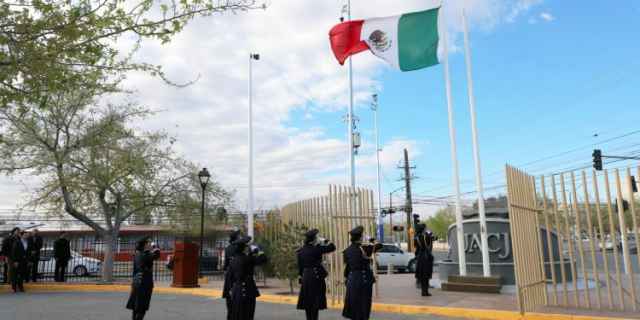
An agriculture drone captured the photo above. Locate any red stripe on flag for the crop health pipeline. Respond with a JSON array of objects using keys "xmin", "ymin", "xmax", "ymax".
[{"xmin": 329, "ymin": 20, "xmax": 369, "ymax": 65}]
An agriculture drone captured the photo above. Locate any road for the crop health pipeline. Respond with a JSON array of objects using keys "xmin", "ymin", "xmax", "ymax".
[{"xmin": 0, "ymin": 291, "xmax": 465, "ymax": 320}]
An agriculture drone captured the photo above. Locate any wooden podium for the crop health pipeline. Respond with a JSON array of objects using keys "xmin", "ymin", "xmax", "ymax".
[{"xmin": 171, "ymin": 241, "xmax": 200, "ymax": 288}]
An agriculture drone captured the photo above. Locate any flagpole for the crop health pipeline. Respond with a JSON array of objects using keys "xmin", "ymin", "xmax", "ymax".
[
  {"xmin": 372, "ymin": 94, "xmax": 384, "ymax": 240},
  {"xmin": 441, "ymin": 7, "xmax": 467, "ymax": 277},
  {"xmin": 347, "ymin": 0, "xmax": 356, "ymax": 188},
  {"xmin": 462, "ymin": 9, "xmax": 490, "ymax": 277}
]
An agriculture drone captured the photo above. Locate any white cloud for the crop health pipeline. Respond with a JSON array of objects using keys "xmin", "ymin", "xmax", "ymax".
[
  {"xmin": 540, "ymin": 12, "xmax": 555, "ymax": 22},
  {"xmin": 0, "ymin": 0, "xmax": 544, "ymax": 214}
]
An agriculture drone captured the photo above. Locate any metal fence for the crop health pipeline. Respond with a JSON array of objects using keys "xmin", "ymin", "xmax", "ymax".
[
  {"xmin": 279, "ymin": 185, "xmax": 378, "ymax": 305},
  {"xmin": 507, "ymin": 165, "xmax": 640, "ymax": 313},
  {"xmin": 1, "ymin": 236, "xmax": 227, "ymax": 283}
]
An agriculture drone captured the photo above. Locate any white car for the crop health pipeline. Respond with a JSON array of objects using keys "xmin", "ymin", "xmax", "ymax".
[
  {"xmin": 38, "ymin": 247, "xmax": 102, "ymax": 276},
  {"xmin": 375, "ymin": 244, "xmax": 416, "ymax": 273}
]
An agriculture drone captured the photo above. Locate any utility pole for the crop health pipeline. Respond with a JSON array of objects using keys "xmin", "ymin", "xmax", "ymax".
[{"xmin": 399, "ymin": 149, "xmax": 416, "ymax": 251}]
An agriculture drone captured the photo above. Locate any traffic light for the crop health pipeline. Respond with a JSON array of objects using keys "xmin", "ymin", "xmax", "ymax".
[
  {"xmin": 592, "ymin": 149, "xmax": 602, "ymax": 171},
  {"xmin": 631, "ymin": 176, "xmax": 638, "ymax": 193}
]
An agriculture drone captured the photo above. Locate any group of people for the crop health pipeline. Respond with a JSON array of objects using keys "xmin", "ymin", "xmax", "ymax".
[
  {"xmin": 0, "ymin": 228, "xmax": 73, "ymax": 292},
  {"xmin": 218, "ymin": 222, "xmax": 433, "ymax": 320}
]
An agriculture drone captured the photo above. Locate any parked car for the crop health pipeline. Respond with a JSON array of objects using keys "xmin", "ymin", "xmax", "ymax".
[
  {"xmin": 38, "ymin": 247, "xmax": 101, "ymax": 276},
  {"xmin": 375, "ymin": 244, "xmax": 416, "ymax": 273}
]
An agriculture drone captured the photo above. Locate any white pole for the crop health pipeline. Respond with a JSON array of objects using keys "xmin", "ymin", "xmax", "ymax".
[
  {"xmin": 347, "ymin": 0, "xmax": 356, "ymax": 188},
  {"xmin": 441, "ymin": 8, "xmax": 467, "ymax": 276},
  {"xmin": 372, "ymin": 94, "xmax": 384, "ymax": 240},
  {"xmin": 462, "ymin": 9, "xmax": 490, "ymax": 277},
  {"xmin": 248, "ymin": 53, "xmax": 256, "ymax": 238}
]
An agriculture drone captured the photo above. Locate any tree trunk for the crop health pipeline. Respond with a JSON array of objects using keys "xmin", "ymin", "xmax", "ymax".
[
  {"xmin": 101, "ymin": 230, "xmax": 119, "ymax": 283},
  {"xmin": 289, "ymin": 279, "xmax": 294, "ymax": 294}
]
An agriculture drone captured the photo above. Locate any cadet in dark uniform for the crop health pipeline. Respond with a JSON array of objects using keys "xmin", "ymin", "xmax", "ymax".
[
  {"xmin": 414, "ymin": 223, "xmax": 434, "ymax": 296},
  {"xmin": 10, "ymin": 231, "xmax": 28, "ymax": 293},
  {"xmin": 126, "ymin": 237, "xmax": 161, "ymax": 320},
  {"xmin": 27, "ymin": 229, "xmax": 43, "ymax": 282},
  {"xmin": 296, "ymin": 228, "xmax": 336, "ymax": 320},
  {"xmin": 53, "ymin": 232, "xmax": 71, "ymax": 282},
  {"xmin": 1, "ymin": 228, "xmax": 20, "ymax": 284},
  {"xmin": 342, "ymin": 226, "xmax": 382, "ymax": 320},
  {"xmin": 222, "ymin": 230, "xmax": 241, "ymax": 320},
  {"xmin": 228, "ymin": 236, "xmax": 268, "ymax": 320}
]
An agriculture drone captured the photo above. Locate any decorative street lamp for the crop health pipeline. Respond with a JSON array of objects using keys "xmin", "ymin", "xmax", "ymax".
[{"xmin": 198, "ymin": 167, "xmax": 210, "ymax": 278}]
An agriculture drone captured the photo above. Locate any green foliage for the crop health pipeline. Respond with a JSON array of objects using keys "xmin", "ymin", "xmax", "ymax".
[
  {"xmin": 425, "ymin": 208, "xmax": 456, "ymax": 240},
  {"xmin": 0, "ymin": 0, "xmax": 263, "ymax": 108},
  {"xmin": 0, "ymin": 88, "xmax": 230, "ymax": 281},
  {"xmin": 268, "ymin": 222, "xmax": 307, "ymax": 293}
]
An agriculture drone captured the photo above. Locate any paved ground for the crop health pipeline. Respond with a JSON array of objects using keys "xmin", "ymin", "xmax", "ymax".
[{"xmin": 0, "ymin": 291, "xmax": 465, "ymax": 320}]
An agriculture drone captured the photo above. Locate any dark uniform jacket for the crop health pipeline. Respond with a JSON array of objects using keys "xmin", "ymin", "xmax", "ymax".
[
  {"xmin": 11, "ymin": 239, "xmax": 29, "ymax": 264},
  {"xmin": 28, "ymin": 235, "xmax": 43, "ymax": 262},
  {"xmin": 126, "ymin": 249, "xmax": 161, "ymax": 312},
  {"xmin": 228, "ymin": 251, "xmax": 268, "ymax": 320},
  {"xmin": 414, "ymin": 232, "xmax": 434, "ymax": 280},
  {"xmin": 54, "ymin": 238, "xmax": 71, "ymax": 261},
  {"xmin": 222, "ymin": 243, "xmax": 237, "ymax": 299},
  {"xmin": 342, "ymin": 242, "xmax": 382, "ymax": 320},
  {"xmin": 296, "ymin": 242, "xmax": 336, "ymax": 311},
  {"xmin": 1, "ymin": 236, "xmax": 15, "ymax": 259}
]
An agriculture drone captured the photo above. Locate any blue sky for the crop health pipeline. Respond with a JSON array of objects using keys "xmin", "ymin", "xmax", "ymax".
[
  {"xmin": 2, "ymin": 0, "xmax": 640, "ymax": 216},
  {"xmin": 285, "ymin": 0, "xmax": 640, "ymax": 210}
]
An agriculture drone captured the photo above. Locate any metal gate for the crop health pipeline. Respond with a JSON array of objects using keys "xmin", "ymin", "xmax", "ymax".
[
  {"xmin": 506, "ymin": 165, "xmax": 547, "ymax": 313},
  {"xmin": 507, "ymin": 165, "xmax": 640, "ymax": 313}
]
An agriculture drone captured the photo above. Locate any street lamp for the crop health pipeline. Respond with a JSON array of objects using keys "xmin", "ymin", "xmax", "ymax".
[
  {"xmin": 248, "ymin": 52, "xmax": 259, "ymax": 238},
  {"xmin": 198, "ymin": 167, "xmax": 210, "ymax": 278}
]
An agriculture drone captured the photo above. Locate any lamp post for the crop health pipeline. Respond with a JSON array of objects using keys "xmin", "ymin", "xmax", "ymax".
[
  {"xmin": 248, "ymin": 52, "xmax": 259, "ymax": 238},
  {"xmin": 198, "ymin": 167, "xmax": 210, "ymax": 278}
]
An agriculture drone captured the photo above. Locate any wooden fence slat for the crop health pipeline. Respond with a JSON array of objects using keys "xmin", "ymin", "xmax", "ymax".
[
  {"xmin": 603, "ymin": 170, "xmax": 625, "ymax": 310},
  {"xmin": 581, "ymin": 171, "xmax": 602, "ymax": 309},
  {"xmin": 570, "ymin": 172, "xmax": 591, "ymax": 308},
  {"xmin": 591, "ymin": 170, "xmax": 615, "ymax": 309}
]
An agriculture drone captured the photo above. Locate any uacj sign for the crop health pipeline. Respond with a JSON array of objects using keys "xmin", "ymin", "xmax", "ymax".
[{"xmin": 439, "ymin": 215, "xmax": 571, "ymax": 285}]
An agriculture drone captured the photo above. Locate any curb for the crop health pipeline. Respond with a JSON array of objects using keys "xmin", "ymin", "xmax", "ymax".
[{"xmin": 0, "ymin": 284, "xmax": 634, "ymax": 320}]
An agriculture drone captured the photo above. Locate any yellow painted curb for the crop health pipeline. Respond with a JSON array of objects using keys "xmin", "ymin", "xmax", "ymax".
[{"xmin": 0, "ymin": 284, "xmax": 634, "ymax": 320}]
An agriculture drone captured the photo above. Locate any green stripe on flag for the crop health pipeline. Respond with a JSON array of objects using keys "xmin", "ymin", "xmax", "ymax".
[{"xmin": 398, "ymin": 8, "xmax": 440, "ymax": 72}]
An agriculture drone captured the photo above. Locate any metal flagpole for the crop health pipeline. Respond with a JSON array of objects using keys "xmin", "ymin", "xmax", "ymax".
[
  {"xmin": 372, "ymin": 94, "xmax": 384, "ymax": 240},
  {"xmin": 441, "ymin": 8, "xmax": 467, "ymax": 276},
  {"xmin": 248, "ymin": 53, "xmax": 259, "ymax": 238},
  {"xmin": 462, "ymin": 9, "xmax": 490, "ymax": 277},
  {"xmin": 347, "ymin": 0, "xmax": 355, "ymax": 188}
]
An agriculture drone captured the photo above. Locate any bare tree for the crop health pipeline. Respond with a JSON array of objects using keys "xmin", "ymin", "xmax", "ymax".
[{"xmin": 0, "ymin": 89, "xmax": 229, "ymax": 282}]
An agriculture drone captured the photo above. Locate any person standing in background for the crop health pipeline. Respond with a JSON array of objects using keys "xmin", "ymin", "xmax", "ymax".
[
  {"xmin": 26, "ymin": 230, "xmax": 43, "ymax": 282},
  {"xmin": 10, "ymin": 231, "xmax": 29, "ymax": 293},
  {"xmin": 414, "ymin": 223, "xmax": 434, "ymax": 297},
  {"xmin": 54, "ymin": 232, "xmax": 71, "ymax": 282},
  {"xmin": 1, "ymin": 228, "xmax": 20, "ymax": 284}
]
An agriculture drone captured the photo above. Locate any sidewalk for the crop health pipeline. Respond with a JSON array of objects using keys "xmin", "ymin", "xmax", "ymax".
[{"xmin": 2, "ymin": 274, "xmax": 638, "ymax": 320}]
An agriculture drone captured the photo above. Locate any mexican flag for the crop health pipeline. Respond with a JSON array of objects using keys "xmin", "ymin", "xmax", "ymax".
[{"xmin": 329, "ymin": 7, "xmax": 440, "ymax": 72}]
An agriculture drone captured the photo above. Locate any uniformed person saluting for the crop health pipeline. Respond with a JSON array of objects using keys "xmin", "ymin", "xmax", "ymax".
[
  {"xmin": 342, "ymin": 226, "xmax": 382, "ymax": 320},
  {"xmin": 222, "ymin": 230, "xmax": 242, "ymax": 320},
  {"xmin": 414, "ymin": 223, "xmax": 434, "ymax": 297},
  {"xmin": 296, "ymin": 228, "xmax": 336, "ymax": 320},
  {"xmin": 228, "ymin": 236, "xmax": 267, "ymax": 320}
]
